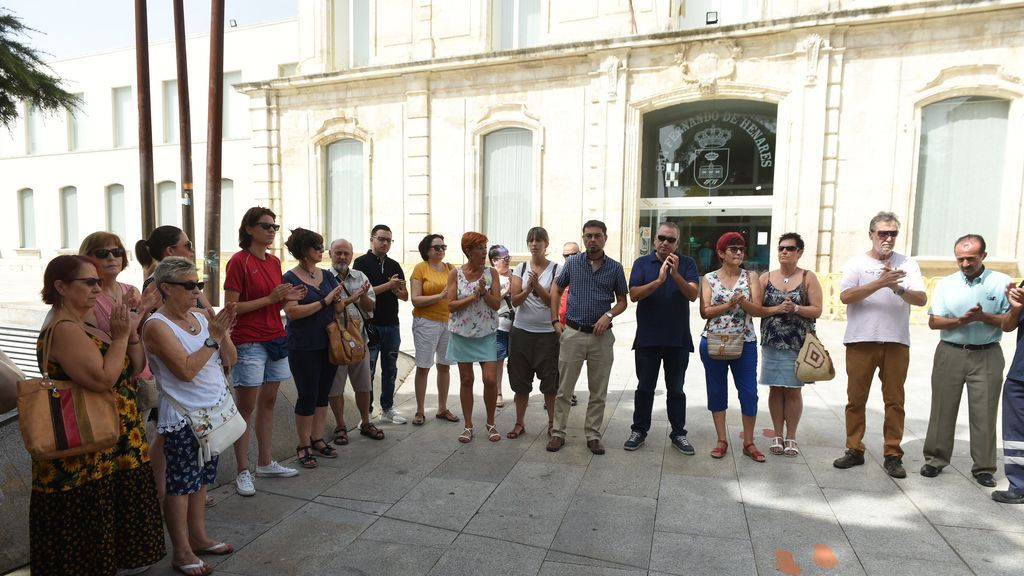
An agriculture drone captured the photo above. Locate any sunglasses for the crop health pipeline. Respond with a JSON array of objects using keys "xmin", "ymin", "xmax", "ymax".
[
  {"xmin": 656, "ymin": 235, "xmax": 677, "ymax": 244},
  {"xmin": 91, "ymin": 248, "xmax": 126, "ymax": 259},
  {"xmin": 777, "ymin": 245, "xmax": 800, "ymax": 253},
  {"xmin": 182, "ymin": 240, "xmax": 194, "ymax": 251},
  {"xmin": 257, "ymin": 222, "xmax": 281, "ymax": 231},
  {"xmin": 165, "ymin": 280, "xmax": 205, "ymax": 291},
  {"xmin": 73, "ymin": 277, "xmax": 103, "ymax": 287},
  {"xmin": 374, "ymin": 236, "xmax": 394, "ymax": 243},
  {"xmin": 875, "ymin": 230, "xmax": 898, "ymax": 239},
  {"xmin": 562, "ymin": 253, "xmax": 577, "ymax": 258},
  {"xmin": 494, "ymin": 255, "xmax": 511, "ymax": 261},
  {"xmin": 726, "ymin": 246, "xmax": 746, "ymax": 254},
  {"xmin": 431, "ymin": 244, "xmax": 447, "ymax": 252}
]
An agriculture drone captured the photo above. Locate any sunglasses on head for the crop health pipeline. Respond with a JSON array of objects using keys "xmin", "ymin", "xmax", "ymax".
[
  {"xmin": 726, "ymin": 246, "xmax": 746, "ymax": 254},
  {"xmin": 431, "ymin": 244, "xmax": 447, "ymax": 252},
  {"xmin": 165, "ymin": 280, "xmax": 205, "ymax": 291},
  {"xmin": 73, "ymin": 277, "xmax": 103, "ymax": 287},
  {"xmin": 257, "ymin": 222, "xmax": 281, "ymax": 231},
  {"xmin": 656, "ymin": 235, "xmax": 677, "ymax": 244},
  {"xmin": 875, "ymin": 230, "xmax": 898, "ymax": 239},
  {"xmin": 91, "ymin": 248, "xmax": 126, "ymax": 259},
  {"xmin": 777, "ymin": 245, "xmax": 800, "ymax": 253}
]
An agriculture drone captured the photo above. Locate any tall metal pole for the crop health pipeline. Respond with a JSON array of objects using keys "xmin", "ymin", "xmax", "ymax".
[
  {"xmin": 173, "ymin": 0, "xmax": 196, "ymax": 248},
  {"xmin": 203, "ymin": 0, "xmax": 225, "ymax": 306},
  {"xmin": 135, "ymin": 0, "xmax": 156, "ymax": 235}
]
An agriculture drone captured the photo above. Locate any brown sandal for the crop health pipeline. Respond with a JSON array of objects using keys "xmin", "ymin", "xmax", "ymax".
[
  {"xmin": 507, "ymin": 423, "xmax": 526, "ymax": 439},
  {"xmin": 412, "ymin": 412, "xmax": 425, "ymax": 426},
  {"xmin": 360, "ymin": 423, "xmax": 385, "ymax": 440},
  {"xmin": 333, "ymin": 426, "xmax": 349, "ymax": 446},
  {"xmin": 435, "ymin": 409, "xmax": 460, "ymax": 422}
]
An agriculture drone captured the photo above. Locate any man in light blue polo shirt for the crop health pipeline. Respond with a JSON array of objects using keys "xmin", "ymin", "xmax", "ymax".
[{"xmin": 921, "ymin": 234, "xmax": 1010, "ymax": 487}]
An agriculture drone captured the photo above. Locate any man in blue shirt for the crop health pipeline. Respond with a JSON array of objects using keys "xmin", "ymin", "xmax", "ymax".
[
  {"xmin": 546, "ymin": 220, "xmax": 628, "ymax": 455},
  {"xmin": 994, "ymin": 277, "xmax": 1024, "ymax": 504},
  {"xmin": 921, "ymin": 235, "xmax": 1010, "ymax": 487},
  {"xmin": 624, "ymin": 222, "xmax": 699, "ymax": 454}
]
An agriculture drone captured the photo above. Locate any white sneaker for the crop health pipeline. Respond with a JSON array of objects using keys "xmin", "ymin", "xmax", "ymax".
[
  {"xmin": 235, "ymin": 470, "xmax": 255, "ymax": 496},
  {"xmin": 255, "ymin": 460, "xmax": 299, "ymax": 478},
  {"xmin": 380, "ymin": 408, "xmax": 407, "ymax": 424}
]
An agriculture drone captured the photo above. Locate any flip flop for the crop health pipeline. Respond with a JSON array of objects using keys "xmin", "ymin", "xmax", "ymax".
[
  {"xmin": 412, "ymin": 412, "xmax": 425, "ymax": 426},
  {"xmin": 435, "ymin": 409, "xmax": 460, "ymax": 422},
  {"xmin": 173, "ymin": 560, "xmax": 213, "ymax": 576},
  {"xmin": 204, "ymin": 495, "xmax": 216, "ymax": 509},
  {"xmin": 195, "ymin": 542, "xmax": 233, "ymax": 555}
]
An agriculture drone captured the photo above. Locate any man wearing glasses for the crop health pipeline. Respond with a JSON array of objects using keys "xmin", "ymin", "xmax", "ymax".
[
  {"xmin": 353, "ymin": 225, "xmax": 409, "ymax": 424},
  {"xmin": 547, "ymin": 220, "xmax": 628, "ymax": 455},
  {"xmin": 623, "ymin": 222, "xmax": 699, "ymax": 454},
  {"xmin": 833, "ymin": 212, "xmax": 927, "ymax": 478}
]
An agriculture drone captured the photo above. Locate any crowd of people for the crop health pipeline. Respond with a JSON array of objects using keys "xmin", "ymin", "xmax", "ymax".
[{"xmin": 21, "ymin": 207, "xmax": 1024, "ymax": 575}]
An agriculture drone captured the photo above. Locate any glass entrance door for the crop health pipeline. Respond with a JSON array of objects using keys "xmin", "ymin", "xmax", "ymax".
[{"xmin": 639, "ymin": 208, "xmax": 772, "ymax": 274}]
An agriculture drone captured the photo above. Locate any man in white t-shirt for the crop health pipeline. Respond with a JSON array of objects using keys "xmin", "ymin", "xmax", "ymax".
[{"xmin": 833, "ymin": 212, "xmax": 927, "ymax": 479}]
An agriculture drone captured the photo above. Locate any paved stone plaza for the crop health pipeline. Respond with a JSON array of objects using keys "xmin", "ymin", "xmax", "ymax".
[{"xmin": 6, "ymin": 310, "xmax": 1024, "ymax": 575}]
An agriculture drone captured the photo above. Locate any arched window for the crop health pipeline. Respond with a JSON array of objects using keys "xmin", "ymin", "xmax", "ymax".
[
  {"xmin": 60, "ymin": 186, "xmax": 78, "ymax": 249},
  {"xmin": 106, "ymin": 184, "xmax": 126, "ymax": 238},
  {"xmin": 18, "ymin": 188, "xmax": 35, "ymax": 248},
  {"xmin": 157, "ymin": 181, "xmax": 178, "ymax": 226},
  {"xmin": 325, "ymin": 139, "xmax": 364, "ymax": 242},
  {"xmin": 483, "ymin": 128, "xmax": 533, "ymax": 253},
  {"xmin": 913, "ymin": 96, "xmax": 1009, "ymax": 256},
  {"xmin": 220, "ymin": 178, "xmax": 235, "ymax": 249}
]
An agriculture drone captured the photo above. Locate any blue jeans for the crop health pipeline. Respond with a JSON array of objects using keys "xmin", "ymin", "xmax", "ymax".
[
  {"xmin": 700, "ymin": 338, "xmax": 759, "ymax": 416},
  {"xmin": 369, "ymin": 324, "xmax": 401, "ymax": 412},
  {"xmin": 1003, "ymin": 378, "xmax": 1024, "ymax": 495},
  {"xmin": 632, "ymin": 347, "xmax": 689, "ymax": 438}
]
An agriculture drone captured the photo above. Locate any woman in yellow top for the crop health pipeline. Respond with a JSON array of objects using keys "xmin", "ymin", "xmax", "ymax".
[{"xmin": 409, "ymin": 234, "xmax": 459, "ymax": 425}]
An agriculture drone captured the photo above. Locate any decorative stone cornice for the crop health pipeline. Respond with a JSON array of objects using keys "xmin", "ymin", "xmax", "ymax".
[{"xmin": 675, "ymin": 39, "xmax": 742, "ymax": 94}]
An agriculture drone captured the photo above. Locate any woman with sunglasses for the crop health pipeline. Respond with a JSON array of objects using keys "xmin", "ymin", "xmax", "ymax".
[
  {"xmin": 31, "ymin": 255, "xmax": 165, "ymax": 575},
  {"xmin": 699, "ymin": 232, "xmax": 767, "ymax": 462},
  {"xmin": 281, "ymin": 228, "xmax": 348, "ymax": 467},
  {"xmin": 224, "ymin": 207, "xmax": 306, "ymax": 496},
  {"xmin": 409, "ymin": 234, "xmax": 458, "ymax": 425},
  {"xmin": 488, "ymin": 244, "xmax": 513, "ymax": 408},
  {"xmin": 759, "ymin": 233, "xmax": 822, "ymax": 457}
]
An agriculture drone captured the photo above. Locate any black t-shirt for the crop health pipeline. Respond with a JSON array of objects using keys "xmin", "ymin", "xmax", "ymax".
[{"xmin": 353, "ymin": 250, "xmax": 404, "ymax": 326}]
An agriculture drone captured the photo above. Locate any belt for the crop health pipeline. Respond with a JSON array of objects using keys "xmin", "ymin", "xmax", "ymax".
[
  {"xmin": 941, "ymin": 340, "xmax": 998, "ymax": 351},
  {"xmin": 565, "ymin": 320, "xmax": 595, "ymax": 334}
]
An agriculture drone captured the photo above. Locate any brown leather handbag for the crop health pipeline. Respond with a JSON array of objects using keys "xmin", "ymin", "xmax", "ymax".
[
  {"xmin": 327, "ymin": 309, "xmax": 366, "ymax": 366},
  {"xmin": 17, "ymin": 321, "xmax": 120, "ymax": 460}
]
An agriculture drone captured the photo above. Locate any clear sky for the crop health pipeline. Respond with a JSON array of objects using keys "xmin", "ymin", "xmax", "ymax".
[{"xmin": 1, "ymin": 0, "xmax": 297, "ymax": 60}]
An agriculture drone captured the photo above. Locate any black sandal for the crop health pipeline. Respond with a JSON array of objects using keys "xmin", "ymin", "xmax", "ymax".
[
  {"xmin": 296, "ymin": 445, "xmax": 318, "ymax": 468},
  {"xmin": 333, "ymin": 426, "xmax": 349, "ymax": 446},
  {"xmin": 310, "ymin": 438, "xmax": 338, "ymax": 458}
]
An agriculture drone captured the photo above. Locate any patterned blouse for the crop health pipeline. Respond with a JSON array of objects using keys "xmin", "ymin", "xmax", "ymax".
[
  {"xmin": 761, "ymin": 280, "xmax": 813, "ymax": 351},
  {"xmin": 701, "ymin": 270, "xmax": 757, "ymax": 343},
  {"xmin": 448, "ymin": 267, "xmax": 498, "ymax": 338}
]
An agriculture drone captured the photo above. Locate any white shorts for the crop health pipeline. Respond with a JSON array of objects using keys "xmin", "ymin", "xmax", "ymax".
[{"xmin": 412, "ymin": 316, "xmax": 456, "ymax": 369}]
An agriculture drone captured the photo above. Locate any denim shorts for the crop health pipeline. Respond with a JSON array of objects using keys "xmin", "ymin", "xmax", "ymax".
[
  {"xmin": 163, "ymin": 424, "xmax": 218, "ymax": 496},
  {"xmin": 233, "ymin": 342, "xmax": 292, "ymax": 387},
  {"xmin": 496, "ymin": 330, "xmax": 509, "ymax": 360}
]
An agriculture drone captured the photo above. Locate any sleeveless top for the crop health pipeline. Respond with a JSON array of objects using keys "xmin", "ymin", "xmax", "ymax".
[
  {"xmin": 448, "ymin": 267, "xmax": 498, "ymax": 338},
  {"xmin": 145, "ymin": 312, "xmax": 227, "ymax": 433},
  {"xmin": 702, "ymin": 270, "xmax": 757, "ymax": 342},
  {"xmin": 761, "ymin": 280, "xmax": 812, "ymax": 351}
]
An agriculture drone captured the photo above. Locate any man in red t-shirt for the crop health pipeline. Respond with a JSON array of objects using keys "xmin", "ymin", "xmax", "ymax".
[{"xmin": 559, "ymin": 241, "xmax": 579, "ymax": 407}]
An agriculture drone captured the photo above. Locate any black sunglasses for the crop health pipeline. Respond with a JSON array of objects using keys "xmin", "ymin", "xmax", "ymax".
[
  {"xmin": 726, "ymin": 246, "xmax": 746, "ymax": 254},
  {"xmin": 875, "ymin": 230, "xmax": 898, "ymax": 239},
  {"xmin": 656, "ymin": 235, "xmax": 677, "ymax": 244},
  {"xmin": 431, "ymin": 244, "xmax": 447, "ymax": 252},
  {"xmin": 562, "ymin": 253, "xmax": 577, "ymax": 258},
  {"xmin": 257, "ymin": 222, "xmax": 281, "ymax": 231},
  {"xmin": 777, "ymin": 245, "xmax": 800, "ymax": 253},
  {"xmin": 73, "ymin": 277, "xmax": 103, "ymax": 287},
  {"xmin": 91, "ymin": 248, "xmax": 126, "ymax": 259},
  {"xmin": 165, "ymin": 280, "xmax": 205, "ymax": 291}
]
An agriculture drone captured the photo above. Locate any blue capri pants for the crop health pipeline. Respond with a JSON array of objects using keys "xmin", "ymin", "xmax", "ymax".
[
  {"xmin": 699, "ymin": 338, "xmax": 759, "ymax": 416},
  {"xmin": 288, "ymin": 348, "xmax": 338, "ymax": 416}
]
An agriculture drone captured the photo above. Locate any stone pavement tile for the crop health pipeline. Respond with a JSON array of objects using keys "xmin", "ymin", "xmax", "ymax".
[
  {"xmin": 736, "ymin": 460, "xmax": 834, "ymax": 517},
  {"xmin": 744, "ymin": 506, "xmax": 864, "ymax": 576},
  {"xmin": 898, "ymin": 467, "xmax": 1024, "ymax": 533},
  {"xmin": 858, "ymin": 555, "xmax": 972, "ymax": 576},
  {"xmin": 782, "ymin": 415, "xmax": 849, "ymax": 449},
  {"xmin": 314, "ymin": 495, "xmax": 392, "ymax": 515},
  {"xmin": 577, "ymin": 446, "xmax": 663, "ymax": 499},
  {"xmin": 655, "ymin": 473, "xmax": 746, "ymax": 539},
  {"xmin": 427, "ymin": 533, "xmax": 546, "ymax": 576},
  {"xmin": 384, "ymin": 476, "xmax": 497, "ymax": 531},
  {"xmin": 430, "ymin": 440, "xmax": 531, "ymax": 484},
  {"xmin": 359, "ymin": 516, "xmax": 460, "ymax": 547},
  {"xmin": 649, "ymin": 531, "xmax": 756, "ymax": 576},
  {"xmin": 538, "ymin": 560, "xmax": 647, "ymax": 576},
  {"xmin": 216, "ymin": 502, "xmax": 376, "ymax": 575},
  {"xmin": 934, "ymin": 525, "xmax": 1024, "ymax": 576},
  {"xmin": 205, "ymin": 489, "xmax": 307, "ymax": 529},
  {"xmin": 322, "ymin": 446, "xmax": 451, "ymax": 503},
  {"xmin": 309, "ymin": 540, "xmax": 446, "ymax": 576},
  {"xmin": 541, "ymin": 550, "xmax": 644, "ymax": 571},
  {"xmin": 252, "ymin": 461, "xmax": 356, "ymax": 500},
  {"xmin": 801, "ymin": 445, "xmax": 897, "ymax": 493},
  {"xmin": 519, "ymin": 431, "xmax": 600, "ymax": 467},
  {"xmin": 550, "ymin": 493, "xmax": 656, "ymax": 568},
  {"xmin": 822, "ymin": 488, "xmax": 960, "ymax": 562},
  {"xmin": 464, "ymin": 510, "xmax": 564, "ymax": 549}
]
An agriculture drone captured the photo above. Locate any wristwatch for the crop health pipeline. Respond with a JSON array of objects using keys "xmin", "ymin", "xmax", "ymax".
[
  {"xmin": 605, "ymin": 312, "xmax": 614, "ymax": 320},
  {"xmin": 551, "ymin": 319, "xmax": 560, "ymax": 325},
  {"xmin": 204, "ymin": 337, "xmax": 220, "ymax": 350}
]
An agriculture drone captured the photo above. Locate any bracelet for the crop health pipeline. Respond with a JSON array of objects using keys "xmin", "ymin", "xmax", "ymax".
[{"xmin": 319, "ymin": 298, "xmax": 328, "ymax": 308}]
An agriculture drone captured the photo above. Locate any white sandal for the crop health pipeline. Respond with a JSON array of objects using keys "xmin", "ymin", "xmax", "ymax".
[
  {"xmin": 769, "ymin": 436, "xmax": 784, "ymax": 455},
  {"xmin": 783, "ymin": 438, "xmax": 800, "ymax": 457}
]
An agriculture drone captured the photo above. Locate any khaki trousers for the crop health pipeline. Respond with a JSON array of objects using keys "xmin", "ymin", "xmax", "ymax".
[
  {"xmin": 923, "ymin": 343, "xmax": 1004, "ymax": 475},
  {"xmin": 845, "ymin": 342, "xmax": 910, "ymax": 458},
  {"xmin": 552, "ymin": 326, "xmax": 615, "ymax": 441}
]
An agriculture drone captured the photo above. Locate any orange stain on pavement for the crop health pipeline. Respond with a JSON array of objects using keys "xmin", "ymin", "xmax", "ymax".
[
  {"xmin": 812, "ymin": 544, "xmax": 838, "ymax": 568},
  {"xmin": 775, "ymin": 549, "xmax": 801, "ymax": 575}
]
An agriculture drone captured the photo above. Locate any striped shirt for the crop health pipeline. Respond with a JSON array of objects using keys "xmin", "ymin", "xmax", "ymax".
[{"xmin": 556, "ymin": 252, "xmax": 627, "ymax": 326}]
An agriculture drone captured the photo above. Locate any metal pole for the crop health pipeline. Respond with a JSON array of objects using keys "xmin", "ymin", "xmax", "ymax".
[
  {"xmin": 173, "ymin": 0, "xmax": 196, "ymax": 249},
  {"xmin": 135, "ymin": 0, "xmax": 156, "ymax": 236},
  {"xmin": 203, "ymin": 0, "xmax": 225, "ymax": 306}
]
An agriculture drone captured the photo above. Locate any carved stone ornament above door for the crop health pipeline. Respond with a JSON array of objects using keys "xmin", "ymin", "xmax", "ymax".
[{"xmin": 675, "ymin": 40, "xmax": 742, "ymax": 94}]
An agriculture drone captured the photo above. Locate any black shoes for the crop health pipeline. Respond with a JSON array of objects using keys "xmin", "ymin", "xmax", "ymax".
[
  {"xmin": 974, "ymin": 472, "xmax": 996, "ymax": 488},
  {"xmin": 623, "ymin": 431, "xmax": 645, "ymax": 451},
  {"xmin": 991, "ymin": 490, "xmax": 1024, "ymax": 504},
  {"xmin": 833, "ymin": 450, "xmax": 865, "ymax": 469},
  {"xmin": 920, "ymin": 464, "xmax": 940, "ymax": 478},
  {"xmin": 671, "ymin": 435, "xmax": 696, "ymax": 456},
  {"xmin": 883, "ymin": 456, "xmax": 906, "ymax": 478}
]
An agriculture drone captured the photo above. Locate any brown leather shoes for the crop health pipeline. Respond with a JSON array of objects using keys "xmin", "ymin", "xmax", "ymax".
[
  {"xmin": 587, "ymin": 439, "xmax": 606, "ymax": 455},
  {"xmin": 546, "ymin": 436, "xmax": 565, "ymax": 452}
]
